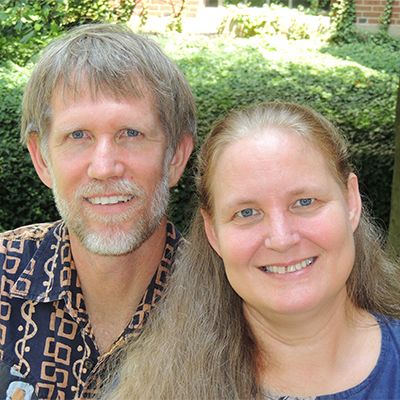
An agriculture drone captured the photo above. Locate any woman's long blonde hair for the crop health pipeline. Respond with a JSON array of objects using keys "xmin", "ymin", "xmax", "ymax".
[{"xmin": 98, "ymin": 102, "xmax": 400, "ymax": 399}]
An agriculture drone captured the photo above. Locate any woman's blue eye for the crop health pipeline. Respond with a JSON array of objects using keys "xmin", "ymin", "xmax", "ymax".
[
  {"xmin": 125, "ymin": 128, "xmax": 141, "ymax": 137},
  {"xmin": 297, "ymin": 198, "xmax": 314, "ymax": 207},
  {"xmin": 71, "ymin": 130, "xmax": 85, "ymax": 139},
  {"xmin": 237, "ymin": 208, "xmax": 256, "ymax": 218}
]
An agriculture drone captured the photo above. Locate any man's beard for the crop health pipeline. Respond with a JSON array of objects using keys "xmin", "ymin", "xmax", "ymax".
[{"xmin": 51, "ymin": 174, "xmax": 170, "ymax": 256}]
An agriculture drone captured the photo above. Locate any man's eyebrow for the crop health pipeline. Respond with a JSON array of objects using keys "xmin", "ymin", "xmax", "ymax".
[{"xmin": 52, "ymin": 124, "xmax": 83, "ymax": 133}]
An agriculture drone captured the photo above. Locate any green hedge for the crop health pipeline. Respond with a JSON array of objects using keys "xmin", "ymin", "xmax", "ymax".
[
  {"xmin": 0, "ymin": 0, "xmax": 135, "ymax": 65},
  {"xmin": 167, "ymin": 34, "xmax": 398, "ymax": 232},
  {"xmin": 0, "ymin": 34, "xmax": 398, "ymax": 233},
  {"xmin": 217, "ymin": 4, "xmax": 331, "ymax": 39},
  {"xmin": 0, "ymin": 62, "xmax": 58, "ymax": 232}
]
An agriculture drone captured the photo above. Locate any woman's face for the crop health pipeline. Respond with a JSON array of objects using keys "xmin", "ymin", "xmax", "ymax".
[{"xmin": 202, "ymin": 127, "xmax": 361, "ymax": 319}]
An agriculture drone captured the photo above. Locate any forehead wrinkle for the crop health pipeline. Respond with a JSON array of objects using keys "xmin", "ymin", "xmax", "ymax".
[{"xmin": 56, "ymin": 66, "xmax": 147, "ymax": 105}]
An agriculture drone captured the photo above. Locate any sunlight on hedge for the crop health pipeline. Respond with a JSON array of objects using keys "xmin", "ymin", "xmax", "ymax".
[
  {"xmin": 1, "ymin": 29, "xmax": 399, "ymax": 232},
  {"xmin": 161, "ymin": 34, "xmax": 399, "ymax": 231},
  {"xmin": 217, "ymin": 4, "xmax": 331, "ymax": 40}
]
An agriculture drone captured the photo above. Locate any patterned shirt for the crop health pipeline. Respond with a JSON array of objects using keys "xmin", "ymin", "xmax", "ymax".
[{"xmin": 0, "ymin": 220, "xmax": 181, "ymax": 400}]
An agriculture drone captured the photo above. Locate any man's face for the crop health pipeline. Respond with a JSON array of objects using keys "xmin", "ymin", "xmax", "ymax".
[{"xmin": 38, "ymin": 88, "xmax": 172, "ymax": 256}]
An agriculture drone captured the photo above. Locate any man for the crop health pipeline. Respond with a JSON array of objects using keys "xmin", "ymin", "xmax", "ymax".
[{"xmin": 0, "ymin": 23, "xmax": 195, "ymax": 399}]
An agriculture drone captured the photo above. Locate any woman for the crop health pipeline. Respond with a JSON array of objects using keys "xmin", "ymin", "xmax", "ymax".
[{"xmin": 98, "ymin": 102, "xmax": 400, "ymax": 399}]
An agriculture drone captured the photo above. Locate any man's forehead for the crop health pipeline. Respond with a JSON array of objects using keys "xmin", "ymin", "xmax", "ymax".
[
  {"xmin": 52, "ymin": 80, "xmax": 149, "ymax": 104},
  {"xmin": 46, "ymin": 82, "xmax": 166, "ymax": 140}
]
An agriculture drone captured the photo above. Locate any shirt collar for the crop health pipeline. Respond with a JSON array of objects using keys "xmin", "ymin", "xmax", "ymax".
[
  {"xmin": 10, "ymin": 220, "xmax": 181, "ymax": 305},
  {"xmin": 10, "ymin": 221, "xmax": 74, "ymax": 302}
]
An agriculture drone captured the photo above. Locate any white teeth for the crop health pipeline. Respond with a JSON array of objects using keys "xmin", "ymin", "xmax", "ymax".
[
  {"xmin": 262, "ymin": 257, "xmax": 314, "ymax": 274},
  {"xmin": 88, "ymin": 195, "xmax": 133, "ymax": 205}
]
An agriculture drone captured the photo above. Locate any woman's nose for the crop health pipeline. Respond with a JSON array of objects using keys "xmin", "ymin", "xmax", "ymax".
[{"xmin": 263, "ymin": 212, "xmax": 300, "ymax": 252}]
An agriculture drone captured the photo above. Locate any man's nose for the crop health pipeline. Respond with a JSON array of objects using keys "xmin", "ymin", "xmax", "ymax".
[{"xmin": 87, "ymin": 139, "xmax": 125, "ymax": 180}]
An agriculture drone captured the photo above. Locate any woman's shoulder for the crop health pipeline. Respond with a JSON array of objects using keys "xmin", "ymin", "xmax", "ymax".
[
  {"xmin": 316, "ymin": 313, "xmax": 400, "ymax": 400},
  {"xmin": 377, "ymin": 314, "xmax": 400, "ymax": 366},
  {"xmin": 375, "ymin": 313, "xmax": 400, "ymax": 341},
  {"xmin": 362, "ymin": 314, "xmax": 400, "ymax": 397}
]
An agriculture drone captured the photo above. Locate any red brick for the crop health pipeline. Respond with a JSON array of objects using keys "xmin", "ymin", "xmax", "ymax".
[
  {"xmin": 362, "ymin": 0, "xmax": 383, "ymax": 5},
  {"xmin": 357, "ymin": 5, "xmax": 372, "ymax": 11},
  {"xmin": 363, "ymin": 11, "xmax": 381, "ymax": 16}
]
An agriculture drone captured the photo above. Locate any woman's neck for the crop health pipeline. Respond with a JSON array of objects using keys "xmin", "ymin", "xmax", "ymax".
[{"xmin": 244, "ymin": 299, "xmax": 381, "ymax": 397}]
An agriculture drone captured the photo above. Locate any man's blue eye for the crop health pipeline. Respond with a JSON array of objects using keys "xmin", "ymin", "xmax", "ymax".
[
  {"xmin": 238, "ymin": 208, "xmax": 256, "ymax": 218},
  {"xmin": 71, "ymin": 130, "xmax": 85, "ymax": 139},
  {"xmin": 126, "ymin": 129, "xmax": 141, "ymax": 137},
  {"xmin": 298, "ymin": 198, "xmax": 313, "ymax": 207}
]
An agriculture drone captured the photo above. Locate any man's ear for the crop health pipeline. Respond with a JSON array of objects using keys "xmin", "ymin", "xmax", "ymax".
[
  {"xmin": 168, "ymin": 133, "xmax": 194, "ymax": 188},
  {"xmin": 200, "ymin": 208, "xmax": 221, "ymax": 257},
  {"xmin": 27, "ymin": 134, "xmax": 53, "ymax": 189},
  {"xmin": 346, "ymin": 173, "xmax": 362, "ymax": 232}
]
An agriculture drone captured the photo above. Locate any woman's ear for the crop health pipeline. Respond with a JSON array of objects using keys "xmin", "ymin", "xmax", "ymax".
[
  {"xmin": 168, "ymin": 133, "xmax": 194, "ymax": 188},
  {"xmin": 27, "ymin": 134, "xmax": 53, "ymax": 189},
  {"xmin": 346, "ymin": 173, "xmax": 362, "ymax": 232},
  {"xmin": 200, "ymin": 209, "xmax": 221, "ymax": 257}
]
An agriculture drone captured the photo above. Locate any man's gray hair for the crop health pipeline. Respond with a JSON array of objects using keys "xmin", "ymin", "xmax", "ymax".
[{"xmin": 21, "ymin": 23, "xmax": 197, "ymax": 151}]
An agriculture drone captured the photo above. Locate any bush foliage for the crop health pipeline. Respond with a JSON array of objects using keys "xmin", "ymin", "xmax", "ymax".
[
  {"xmin": 0, "ymin": 0, "xmax": 135, "ymax": 65},
  {"xmin": 218, "ymin": 5, "xmax": 331, "ymax": 39},
  {"xmin": 0, "ymin": 62, "xmax": 57, "ymax": 231},
  {"xmin": 0, "ymin": 32, "xmax": 399, "ymax": 233},
  {"xmin": 329, "ymin": 0, "xmax": 356, "ymax": 43},
  {"xmin": 165, "ymin": 34, "xmax": 398, "ymax": 232}
]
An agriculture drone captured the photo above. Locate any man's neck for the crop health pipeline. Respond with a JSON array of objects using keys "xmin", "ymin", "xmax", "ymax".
[{"xmin": 68, "ymin": 219, "xmax": 168, "ymax": 354}]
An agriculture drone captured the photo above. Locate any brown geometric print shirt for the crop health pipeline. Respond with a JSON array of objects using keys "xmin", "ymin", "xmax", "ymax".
[{"xmin": 0, "ymin": 220, "xmax": 181, "ymax": 399}]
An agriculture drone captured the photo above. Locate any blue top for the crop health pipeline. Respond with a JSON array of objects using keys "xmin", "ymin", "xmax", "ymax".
[
  {"xmin": 270, "ymin": 314, "xmax": 400, "ymax": 400},
  {"xmin": 317, "ymin": 314, "xmax": 400, "ymax": 400}
]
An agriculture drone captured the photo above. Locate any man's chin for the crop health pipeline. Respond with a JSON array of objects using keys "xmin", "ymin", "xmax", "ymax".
[
  {"xmin": 80, "ymin": 231, "xmax": 142, "ymax": 256},
  {"xmin": 72, "ymin": 217, "xmax": 162, "ymax": 256}
]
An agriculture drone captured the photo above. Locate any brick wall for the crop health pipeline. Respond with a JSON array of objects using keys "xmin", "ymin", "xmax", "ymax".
[{"xmin": 355, "ymin": 0, "xmax": 400, "ymax": 26}]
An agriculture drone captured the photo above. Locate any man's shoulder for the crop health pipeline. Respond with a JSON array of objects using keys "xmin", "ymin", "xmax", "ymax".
[
  {"xmin": 1, "ymin": 221, "xmax": 61, "ymax": 243},
  {"xmin": 0, "ymin": 221, "xmax": 63, "ymax": 275}
]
